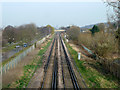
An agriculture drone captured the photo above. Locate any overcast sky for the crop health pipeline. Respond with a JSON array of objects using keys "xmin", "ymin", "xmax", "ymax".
[{"xmin": 1, "ymin": 1, "xmax": 108, "ymax": 28}]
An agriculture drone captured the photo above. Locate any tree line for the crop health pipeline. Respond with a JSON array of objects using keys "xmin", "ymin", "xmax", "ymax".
[
  {"xmin": 2, "ymin": 24, "xmax": 54, "ymax": 47},
  {"xmin": 64, "ymin": 23, "xmax": 118, "ymax": 58}
]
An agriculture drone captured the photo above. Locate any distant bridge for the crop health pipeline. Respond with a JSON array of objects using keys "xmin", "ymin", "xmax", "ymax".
[{"xmin": 54, "ymin": 30, "xmax": 65, "ymax": 32}]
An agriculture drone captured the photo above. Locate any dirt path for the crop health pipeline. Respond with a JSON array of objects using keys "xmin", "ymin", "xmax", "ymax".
[{"xmin": 69, "ymin": 43, "xmax": 91, "ymax": 60}]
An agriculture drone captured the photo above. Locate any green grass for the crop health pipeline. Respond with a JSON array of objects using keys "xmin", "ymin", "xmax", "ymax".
[
  {"xmin": 16, "ymin": 65, "xmax": 36, "ymax": 88},
  {"xmin": 64, "ymin": 38, "xmax": 119, "ymax": 88},
  {"xmin": 11, "ymin": 36, "xmax": 53, "ymax": 88}
]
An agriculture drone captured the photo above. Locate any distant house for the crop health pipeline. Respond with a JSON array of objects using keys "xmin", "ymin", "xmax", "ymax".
[
  {"xmin": 80, "ymin": 29, "xmax": 84, "ymax": 32},
  {"xmin": 80, "ymin": 29, "xmax": 89, "ymax": 33}
]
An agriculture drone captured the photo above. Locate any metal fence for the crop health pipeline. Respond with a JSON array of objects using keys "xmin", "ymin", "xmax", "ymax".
[
  {"xmin": 0, "ymin": 34, "xmax": 50, "ymax": 74},
  {"xmin": 1, "ymin": 45, "xmax": 35, "ymax": 74}
]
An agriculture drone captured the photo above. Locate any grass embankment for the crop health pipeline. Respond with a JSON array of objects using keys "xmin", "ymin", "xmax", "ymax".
[
  {"xmin": 2, "ymin": 46, "xmax": 31, "ymax": 66},
  {"xmin": 2, "ymin": 35, "xmax": 49, "ymax": 66},
  {"xmin": 64, "ymin": 38, "xmax": 120, "ymax": 88},
  {"xmin": 6, "ymin": 37, "xmax": 53, "ymax": 88}
]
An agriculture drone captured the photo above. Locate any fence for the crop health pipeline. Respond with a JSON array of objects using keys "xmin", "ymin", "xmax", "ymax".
[
  {"xmin": 36, "ymin": 34, "xmax": 51, "ymax": 47},
  {"xmin": 81, "ymin": 44, "xmax": 120, "ymax": 79},
  {"xmin": 36, "ymin": 38, "xmax": 45, "ymax": 47},
  {"xmin": 97, "ymin": 57, "xmax": 120, "ymax": 79},
  {"xmin": 0, "ymin": 34, "xmax": 50, "ymax": 74}
]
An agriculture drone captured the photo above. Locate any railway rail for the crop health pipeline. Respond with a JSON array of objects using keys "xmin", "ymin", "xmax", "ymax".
[
  {"xmin": 60, "ymin": 34, "xmax": 80, "ymax": 89},
  {"xmin": 40, "ymin": 33, "xmax": 80, "ymax": 89},
  {"xmin": 52, "ymin": 37, "xmax": 58, "ymax": 89},
  {"xmin": 41, "ymin": 37, "xmax": 56, "ymax": 89}
]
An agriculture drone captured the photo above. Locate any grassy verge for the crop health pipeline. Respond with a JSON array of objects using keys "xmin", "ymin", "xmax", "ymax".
[
  {"xmin": 64, "ymin": 38, "xmax": 120, "ymax": 88},
  {"xmin": 6, "ymin": 36, "xmax": 53, "ymax": 88},
  {"xmin": 2, "ymin": 44, "xmax": 17, "ymax": 52}
]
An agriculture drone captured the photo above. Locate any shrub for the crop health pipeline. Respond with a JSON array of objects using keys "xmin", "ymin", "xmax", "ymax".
[
  {"xmin": 78, "ymin": 32, "xmax": 118, "ymax": 58},
  {"xmin": 90, "ymin": 25, "xmax": 100, "ymax": 35}
]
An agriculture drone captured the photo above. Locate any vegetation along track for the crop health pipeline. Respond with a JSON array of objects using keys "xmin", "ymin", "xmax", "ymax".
[{"xmin": 40, "ymin": 33, "xmax": 80, "ymax": 89}]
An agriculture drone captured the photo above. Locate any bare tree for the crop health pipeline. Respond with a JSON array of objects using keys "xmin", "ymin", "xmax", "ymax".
[
  {"xmin": 2, "ymin": 25, "xmax": 17, "ymax": 44},
  {"xmin": 105, "ymin": 0, "xmax": 120, "ymax": 53},
  {"xmin": 98, "ymin": 23, "xmax": 105, "ymax": 32},
  {"xmin": 66, "ymin": 26, "xmax": 80, "ymax": 43}
]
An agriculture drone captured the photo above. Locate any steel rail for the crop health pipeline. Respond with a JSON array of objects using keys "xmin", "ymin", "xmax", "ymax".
[
  {"xmin": 59, "ymin": 36, "xmax": 65, "ymax": 89},
  {"xmin": 41, "ymin": 38, "xmax": 55, "ymax": 89},
  {"xmin": 60, "ymin": 34, "xmax": 80, "ymax": 90},
  {"xmin": 52, "ymin": 37, "xmax": 58, "ymax": 89}
]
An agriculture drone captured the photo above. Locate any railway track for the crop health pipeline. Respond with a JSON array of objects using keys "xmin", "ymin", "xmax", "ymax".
[
  {"xmin": 59, "ymin": 35, "xmax": 73, "ymax": 88},
  {"xmin": 52, "ymin": 37, "xmax": 58, "ymax": 89},
  {"xmin": 40, "ymin": 33, "xmax": 80, "ymax": 89},
  {"xmin": 41, "ymin": 37, "xmax": 56, "ymax": 88},
  {"xmin": 60, "ymin": 34, "xmax": 80, "ymax": 89}
]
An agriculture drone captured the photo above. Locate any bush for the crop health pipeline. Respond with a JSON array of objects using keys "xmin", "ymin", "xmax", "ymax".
[
  {"xmin": 78, "ymin": 32, "xmax": 118, "ymax": 58},
  {"xmin": 90, "ymin": 25, "xmax": 100, "ymax": 35}
]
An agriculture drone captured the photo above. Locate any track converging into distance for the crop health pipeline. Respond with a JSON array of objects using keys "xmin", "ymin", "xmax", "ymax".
[{"xmin": 40, "ymin": 32, "xmax": 85, "ymax": 89}]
